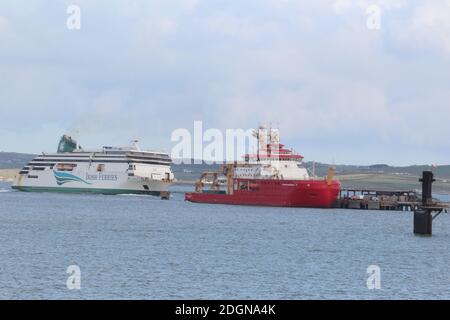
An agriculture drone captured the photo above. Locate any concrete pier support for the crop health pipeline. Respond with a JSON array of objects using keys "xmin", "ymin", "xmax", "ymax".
[
  {"xmin": 414, "ymin": 210, "xmax": 432, "ymax": 235},
  {"xmin": 414, "ymin": 171, "xmax": 435, "ymax": 236}
]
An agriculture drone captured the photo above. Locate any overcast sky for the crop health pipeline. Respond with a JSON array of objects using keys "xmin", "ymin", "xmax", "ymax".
[{"xmin": 1, "ymin": 0, "xmax": 450, "ymax": 165}]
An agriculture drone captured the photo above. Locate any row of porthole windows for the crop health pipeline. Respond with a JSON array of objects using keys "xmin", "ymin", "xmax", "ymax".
[{"xmin": 24, "ymin": 163, "xmax": 107, "ymax": 172}]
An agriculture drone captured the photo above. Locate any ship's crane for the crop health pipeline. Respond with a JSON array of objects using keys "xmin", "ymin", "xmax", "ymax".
[{"xmin": 194, "ymin": 172, "xmax": 220, "ymax": 193}]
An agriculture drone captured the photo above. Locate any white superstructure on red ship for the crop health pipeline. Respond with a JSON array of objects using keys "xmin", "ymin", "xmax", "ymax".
[{"xmin": 235, "ymin": 126, "xmax": 309, "ymax": 180}]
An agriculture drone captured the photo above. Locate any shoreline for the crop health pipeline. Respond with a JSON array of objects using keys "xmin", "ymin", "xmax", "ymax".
[
  {"xmin": 0, "ymin": 169, "xmax": 18, "ymax": 182},
  {"xmin": 2, "ymin": 169, "xmax": 450, "ymax": 195}
]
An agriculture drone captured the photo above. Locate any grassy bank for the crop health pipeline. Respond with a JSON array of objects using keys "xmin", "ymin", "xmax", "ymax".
[{"xmin": 337, "ymin": 173, "xmax": 450, "ymax": 194}]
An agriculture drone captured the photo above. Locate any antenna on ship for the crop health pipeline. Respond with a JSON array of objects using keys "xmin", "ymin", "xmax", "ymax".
[
  {"xmin": 312, "ymin": 161, "xmax": 316, "ymax": 178},
  {"xmin": 268, "ymin": 123, "xmax": 272, "ymax": 159},
  {"xmin": 131, "ymin": 139, "xmax": 141, "ymax": 151},
  {"xmin": 253, "ymin": 124, "xmax": 264, "ymax": 162}
]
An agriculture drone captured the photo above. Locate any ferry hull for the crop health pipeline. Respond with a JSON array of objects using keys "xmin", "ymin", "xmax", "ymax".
[
  {"xmin": 11, "ymin": 185, "xmax": 164, "ymax": 196},
  {"xmin": 185, "ymin": 179, "xmax": 341, "ymax": 208}
]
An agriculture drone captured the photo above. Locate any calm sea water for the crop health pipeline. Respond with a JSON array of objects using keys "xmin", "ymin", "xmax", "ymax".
[{"xmin": 1, "ymin": 181, "xmax": 450, "ymax": 300}]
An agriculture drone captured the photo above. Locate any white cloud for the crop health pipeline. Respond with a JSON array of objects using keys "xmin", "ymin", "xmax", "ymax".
[
  {"xmin": 409, "ymin": 1, "xmax": 450, "ymax": 54},
  {"xmin": 0, "ymin": 1, "xmax": 449, "ymax": 165},
  {"xmin": 333, "ymin": 0, "xmax": 408, "ymax": 13},
  {"xmin": 179, "ymin": 0, "xmax": 201, "ymax": 12},
  {"xmin": 0, "ymin": 16, "xmax": 10, "ymax": 34}
]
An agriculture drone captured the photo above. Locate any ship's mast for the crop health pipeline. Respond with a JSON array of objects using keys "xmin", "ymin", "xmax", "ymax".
[
  {"xmin": 312, "ymin": 161, "xmax": 316, "ymax": 178},
  {"xmin": 257, "ymin": 128, "xmax": 260, "ymax": 162},
  {"xmin": 253, "ymin": 125, "xmax": 265, "ymax": 163}
]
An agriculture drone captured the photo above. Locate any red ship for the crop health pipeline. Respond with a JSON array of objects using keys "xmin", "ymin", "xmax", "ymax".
[{"xmin": 185, "ymin": 125, "xmax": 341, "ymax": 208}]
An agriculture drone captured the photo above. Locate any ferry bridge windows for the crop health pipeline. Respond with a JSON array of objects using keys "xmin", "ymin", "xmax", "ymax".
[{"xmin": 28, "ymin": 166, "xmax": 46, "ymax": 171}]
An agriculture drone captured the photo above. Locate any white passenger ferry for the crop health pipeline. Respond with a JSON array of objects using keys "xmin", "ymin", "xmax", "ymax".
[{"xmin": 12, "ymin": 135, "xmax": 174, "ymax": 197}]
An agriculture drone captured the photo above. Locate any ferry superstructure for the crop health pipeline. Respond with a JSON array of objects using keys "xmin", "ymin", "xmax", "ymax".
[
  {"xmin": 12, "ymin": 135, "xmax": 174, "ymax": 197},
  {"xmin": 185, "ymin": 125, "xmax": 341, "ymax": 208}
]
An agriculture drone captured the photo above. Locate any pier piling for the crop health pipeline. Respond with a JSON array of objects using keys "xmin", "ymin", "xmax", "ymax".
[
  {"xmin": 413, "ymin": 171, "xmax": 443, "ymax": 236},
  {"xmin": 414, "ymin": 210, "xmax": 432, "ymax": 235}
]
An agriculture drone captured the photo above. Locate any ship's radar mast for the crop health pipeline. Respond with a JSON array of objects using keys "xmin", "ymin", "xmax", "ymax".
[
  {"xmin": 253, "ymin": 124, "xmax": 280, "ymax": 153},
  {"xmin": 131, "ymin": 139, "xmax": 141, "ymax": 151}
]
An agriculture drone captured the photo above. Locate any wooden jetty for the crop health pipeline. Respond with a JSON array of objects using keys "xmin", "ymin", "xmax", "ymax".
[{"xmin": 334, "ymin": 188, "xmax": 448, "ymax": 212}]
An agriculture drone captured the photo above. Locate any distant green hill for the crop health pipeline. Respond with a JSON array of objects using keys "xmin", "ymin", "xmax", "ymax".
[
  {"xmin": 1, "ymin": 152, "xmax": 449, "ymax": 180},
  {"xmin": 172, "ymin": 160, "xmax": 450, "ymax": 181},
  {"xmin": 302, "ymin": 162, "xmax": 450, "ymax": 179},
  {"xmin": 0, "ymin": 152, "xmax": 35, "ymax": 169}
]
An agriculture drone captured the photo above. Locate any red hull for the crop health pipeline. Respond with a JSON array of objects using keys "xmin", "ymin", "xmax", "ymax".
[{"xmin": 185, "ymin": 179, "xmax": 341, "ymax": 208}]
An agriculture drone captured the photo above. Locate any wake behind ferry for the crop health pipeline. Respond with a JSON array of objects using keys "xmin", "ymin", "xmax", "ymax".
[
  {"xmin": 185, "ymin": 126, "xmax": 341, "ymax": 208},
  {"xmin": 12, "ymin": 135, "xmax": 174, "ymax": 197}
]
